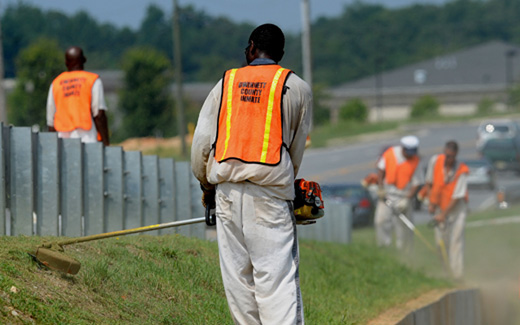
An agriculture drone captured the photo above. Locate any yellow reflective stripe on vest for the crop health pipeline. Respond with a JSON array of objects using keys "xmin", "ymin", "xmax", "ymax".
[
  {"xmin": 220, "ymin": 69, "xmax": 238, "ymax": 161},
  {"xmin": 260, "ymin": 68, "xmax": 286, "ymax": 163}
]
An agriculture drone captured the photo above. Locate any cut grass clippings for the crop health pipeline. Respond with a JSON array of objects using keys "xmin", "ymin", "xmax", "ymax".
[{"xmin": 1, "ymin": 231, "xmax": 451, "ymax": 324}]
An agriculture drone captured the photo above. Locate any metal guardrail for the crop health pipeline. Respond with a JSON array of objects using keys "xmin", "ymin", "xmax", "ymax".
[
  {"xmin": 0, "ymin": 124, "xmax": 204, "ymax": 239},
  {"xmin": 0, "ymin": 124, "xmax": 352, "ymax": 244}
]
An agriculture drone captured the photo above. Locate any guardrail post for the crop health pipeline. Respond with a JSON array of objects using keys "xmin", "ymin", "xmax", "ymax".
[
  {"xmin": 159, "ymin": 158, "xmax": 176, "ymax": 235},
  {"xmin": 35, "ymin": 133, "xmax": 59, "ymax": 236},
  {"xmin": 142, "ymin": 155, "xmax": 160, "ymax": 235},
  {"xmin": 0, "ymin": 124, "xmax": 5, "ymax": 235},
  {"xmin": 10, "ymin": 127, "xmax": 34, "ymax": 236},
  {"xmin": 104, "ymin": 146, "xmax": 124, "ymax": 232},
  {"xmin": 123, "ymin": 150, "xmax": 143, "ymax": 230},
  {"xmin": 60, "ymin": 138, "xmax": 83, "ymax": 237},
  {"xmin": 175, "ymin": 161, "xmax": 193, "ymax": 237},
  {"xmin": 83, "ymin": 142, "xmax": 105, "ymax": 236}
]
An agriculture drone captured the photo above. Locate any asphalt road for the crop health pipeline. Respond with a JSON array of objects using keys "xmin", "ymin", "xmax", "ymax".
[{"xmin": 298, "ymin": 120, "xmax": 520, "ymax": 224}]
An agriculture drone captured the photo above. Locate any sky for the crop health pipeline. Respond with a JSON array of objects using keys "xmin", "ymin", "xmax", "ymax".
[{"xmin": 3, "ymin": 0, "xmax": 450, "ymax": 32}]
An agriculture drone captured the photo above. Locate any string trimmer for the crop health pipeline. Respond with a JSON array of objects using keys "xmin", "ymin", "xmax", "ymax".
[{"xmin": 30, "ymin": 217, "xmax": 207, "ymax": 275}]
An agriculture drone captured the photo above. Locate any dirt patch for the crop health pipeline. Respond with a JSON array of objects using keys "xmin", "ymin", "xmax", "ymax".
[
  {"xmin": 367, "ymin": 288, "xmax": 459, "ymax": 324},
  {"xmin": 119, "ymin": 135, "xmax": 193, "ymax": 152}
]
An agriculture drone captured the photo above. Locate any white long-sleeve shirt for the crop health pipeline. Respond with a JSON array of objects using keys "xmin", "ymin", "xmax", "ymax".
[{"xmin": 191, "ymin": 64, "xmax": 313, "ymax": 200}]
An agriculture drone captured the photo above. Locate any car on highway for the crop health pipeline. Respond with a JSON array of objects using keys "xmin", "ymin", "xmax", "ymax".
[
  {"xmin": 462, "ymin": 158, "xmax": 496, "ymax": 189},
  {"xmin": 476, "ymin": 119, "xmax": 520, "ymax": 151},
  {"xmin": 321, "ymin": 183, "xmax": 375, "ymax": 227},
  {"xmin": 479, "ymin": 137, "xmax": 520, "ymax": 172}
]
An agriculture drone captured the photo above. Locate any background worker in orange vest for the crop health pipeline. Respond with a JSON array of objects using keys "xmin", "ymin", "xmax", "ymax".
[
  {"xmin": 375, "ymin": 135, "xmax": 422, "ymax": 251},
  {"xmin": 191, "ymin": 24, "xmax": 312, "ymax": 324},
  {"xmin": 424, "ymin": 140, "xmax": 469, "ymax": 279},
  {"xmin": 46, "ymin": 46, "xmax": 110, "ymax": 146}
]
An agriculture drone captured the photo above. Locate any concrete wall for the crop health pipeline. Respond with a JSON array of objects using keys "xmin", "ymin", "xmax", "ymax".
[{"xmin": 397, "ymin": 289, "xmax": 482, "ymax": 325}]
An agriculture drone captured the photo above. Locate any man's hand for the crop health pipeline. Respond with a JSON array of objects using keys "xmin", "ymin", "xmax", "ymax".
[
  {"xmin": 377, "ymin": 187, "xmax": 386, "ymax": 200},
  {"xmin": 200, "ymin": 184, "xmax": 216, "ymax": 209},
  {"xmin": 202, "ymin": 190, "xmax": 215, "ymax": 208},
  {"xmin": 395, "ymin": 197, "xmax": 409, "ymax": 213},
  {"xmin": 434, "ymin": 212, "xmax": 446, "ymax": 223}
]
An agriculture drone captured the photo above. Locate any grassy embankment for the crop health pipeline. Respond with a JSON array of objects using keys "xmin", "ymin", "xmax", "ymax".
[
  {"xmin": 354, "ymin": 204, "xmax": 520, "ymax": 324},
  {"xmin": 1, "ymin": 228, "xmax": 452, "ymax": 324},
  {"xmin": 4, "ymin": 203, "xmax": 518, "ymax": 324}
]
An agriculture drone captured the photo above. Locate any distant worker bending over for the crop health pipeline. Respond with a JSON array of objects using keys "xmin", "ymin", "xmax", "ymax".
[
  {"xmin": 375, "ymin": 135, "xmax": 422, "ymax": 252},
  {"xmin": 46, "ymin": 46, "xmax": 110, "ymax": 146},
  {"xmin": 191, "ymin": 24, "xmax": 312, "ymax": 324},
  {"xmin": 424, "ymin": 140, "xmax": 468, "ymax": 279}
]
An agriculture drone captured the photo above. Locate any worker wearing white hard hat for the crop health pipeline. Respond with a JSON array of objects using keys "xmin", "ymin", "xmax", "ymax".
[{"xmin": 374, "ymin": 135, "xmax": 423, "ymax": 252}]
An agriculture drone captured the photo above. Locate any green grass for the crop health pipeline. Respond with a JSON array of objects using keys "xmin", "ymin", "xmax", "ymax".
[{"xmin": 0, "ymin": 231, "xmax": 451, "ymax": 324}]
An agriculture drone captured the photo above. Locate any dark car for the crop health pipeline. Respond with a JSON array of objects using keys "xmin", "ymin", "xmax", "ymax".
[
  {"xmin": 321, "ymin": 183, "xmax": 375, "ymax": 227},
  {"xmin": 480, "ymin": 137, "xmax": 520, "ymax": 172}
]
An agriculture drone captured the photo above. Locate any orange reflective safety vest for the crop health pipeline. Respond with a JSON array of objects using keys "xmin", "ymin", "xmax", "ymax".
[
  {"xmin": 429, "ymin": 154, "xmax": 469, "ymax": 211},
  {"xmin": 52, "ymin": 70, "xmax": 98, "ymax": 132},
  {"xmin": 214, "ymin": 65, "xmax": 292, "ymax": 165},
  {"xmin": 382, "ymin": 147, "xmax": 420, "ymax": 189}
]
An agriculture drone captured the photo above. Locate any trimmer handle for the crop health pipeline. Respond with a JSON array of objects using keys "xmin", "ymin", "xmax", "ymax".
[{"xmin": 205, "ymin": 205, "xmax": 216, "ymax": 226}]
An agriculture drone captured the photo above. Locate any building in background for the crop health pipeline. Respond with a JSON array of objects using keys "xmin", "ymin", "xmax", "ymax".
[{"xmin": 327, "ymin": 40, "xmax": 520, "ymax": 122}]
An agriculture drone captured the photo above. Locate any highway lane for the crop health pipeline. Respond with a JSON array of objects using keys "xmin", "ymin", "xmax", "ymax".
[{"xmin": 298, "ymin": 121, "xmax": 520, "ymax": 223}]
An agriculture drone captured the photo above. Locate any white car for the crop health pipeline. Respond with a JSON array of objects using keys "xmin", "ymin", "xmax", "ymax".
[{"xmin": 476, "ymin": 119, "xmax": 520, "ymax": 151}]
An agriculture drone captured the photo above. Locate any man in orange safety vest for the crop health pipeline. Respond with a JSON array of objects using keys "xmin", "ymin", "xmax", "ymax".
[
  {"xmin": 424, "ymin": 140, "xmax": 468, "ymax": 279},
  {"xmin": 46, "ymin": 46, "xmax": 110, "ymax": 146},
  {"xmin": 191, "ymin": 24, "xmax": 312, "ymax": 324},
  {"xmin": 374, "ymin": 135, "xmax": 423, "ymax": 252}
]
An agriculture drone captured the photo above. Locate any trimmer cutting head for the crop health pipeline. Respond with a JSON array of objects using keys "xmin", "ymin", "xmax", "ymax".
[{"xmin": 32, "ymin": 247, "xmax": 81, "ymax": 275}]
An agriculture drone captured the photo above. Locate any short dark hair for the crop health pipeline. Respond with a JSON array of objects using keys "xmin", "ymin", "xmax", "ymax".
[
  {"xmin": 249, "ymin": 24, "xmax": 285, "ymax": 62},
  {"xmin": 445, "ymin": 140, "xmax": 459, "ymax": 153}
]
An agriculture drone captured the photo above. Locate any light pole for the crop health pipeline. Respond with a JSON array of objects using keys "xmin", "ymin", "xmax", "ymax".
[
  {"xmin": 0, "ymin": 4, "xmax": 7, "ymax": 124},
  {"xmin": 301, "ymin": 0, "xmax": 313, "ymax": 125},
  {"xmin": 301, "ymin": 0, "xmax": 312, "ymax": 89},
  {"xmin": 506, "ymin": 49, "xmax": 517, "ymax": 109},
  {"xmin": 375, "ymin": 57, "xmax": 383, "ymax": 122},
  {"xmin": 172, "ymin": 0, "xmax": 187, "ymax": 157}
]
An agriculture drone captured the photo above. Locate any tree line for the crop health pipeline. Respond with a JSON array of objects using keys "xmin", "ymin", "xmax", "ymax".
[{"xmin": 3, "ymin": 0, "xmax": 520, "ymax": 140}]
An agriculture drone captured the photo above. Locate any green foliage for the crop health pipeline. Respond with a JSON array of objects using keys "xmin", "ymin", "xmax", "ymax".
[
  {"xmin": 477, "ymin": 97, "xmax": 495, "ymax": 114},
  {"xmin": 4, "ymin": 0, "xmax": 520, "ymax": 87},
  {"xmin": 7, "ymin": 38, "xmax": 63, "ymax": 128},
  {"xmin": 312, "ymin": 84, "xmax": 331, "ymax": 126},
  {"xmin": 507, "ymin": 84, "xmax": 520, "ymax": 109},
  {"xmin": 339, "ymin": 97, "xmax": 368, "ymax": 122},
  {"xmin": 118, "ymin": 47, "xmax": 173, "ymax": 141},
  {"xmin": 410, "ymin": 95, "xmax": 440, "ymax": 118}
]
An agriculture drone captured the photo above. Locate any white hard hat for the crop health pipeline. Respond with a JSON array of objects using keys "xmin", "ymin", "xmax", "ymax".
[{"xmin": 400, "ymin": 135, "xmax": 419, "ymax": 154}]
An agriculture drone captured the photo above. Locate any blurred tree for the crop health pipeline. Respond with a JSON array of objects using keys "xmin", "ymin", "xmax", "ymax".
[
  {"xmin": 118, "ymin": 47, "xmax": 173, "ymax": 141},
  {"xmin": 477, "ymin": 97, "xmax": 495, "ymax": 115},
  {"xmin": 7, "ymin": 38, "xmax": 63, "ymax": 128},
  {"xmin": 3, "ymin": 0, "xmax": 520, "ymax": 85},
  {"xmin": 410, "ymin": 94, "xmax": 440, "ymax": 118},
  {"xmin": 312, "ymin": 84, "xmax": 332, "ymax": 126},
  {"xmin": 339, "ymin": 97, "xmax": 368, "ymax": 122},
  {"xmin": 136, "ymin": 5, "xmax": 171, "ymax": 57}
]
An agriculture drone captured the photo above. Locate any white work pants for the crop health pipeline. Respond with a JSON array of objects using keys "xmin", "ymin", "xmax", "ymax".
[
  {"xmin": 215, "ymin": 182, "xmax": 304, "ymax": 325},
  {"xmin": 374, "ymin": 197, "xmax": 414, "ymax": 253},
  {"xmin": 434, "ymin": 201, "xmax": 466, "ymax": 279}
]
